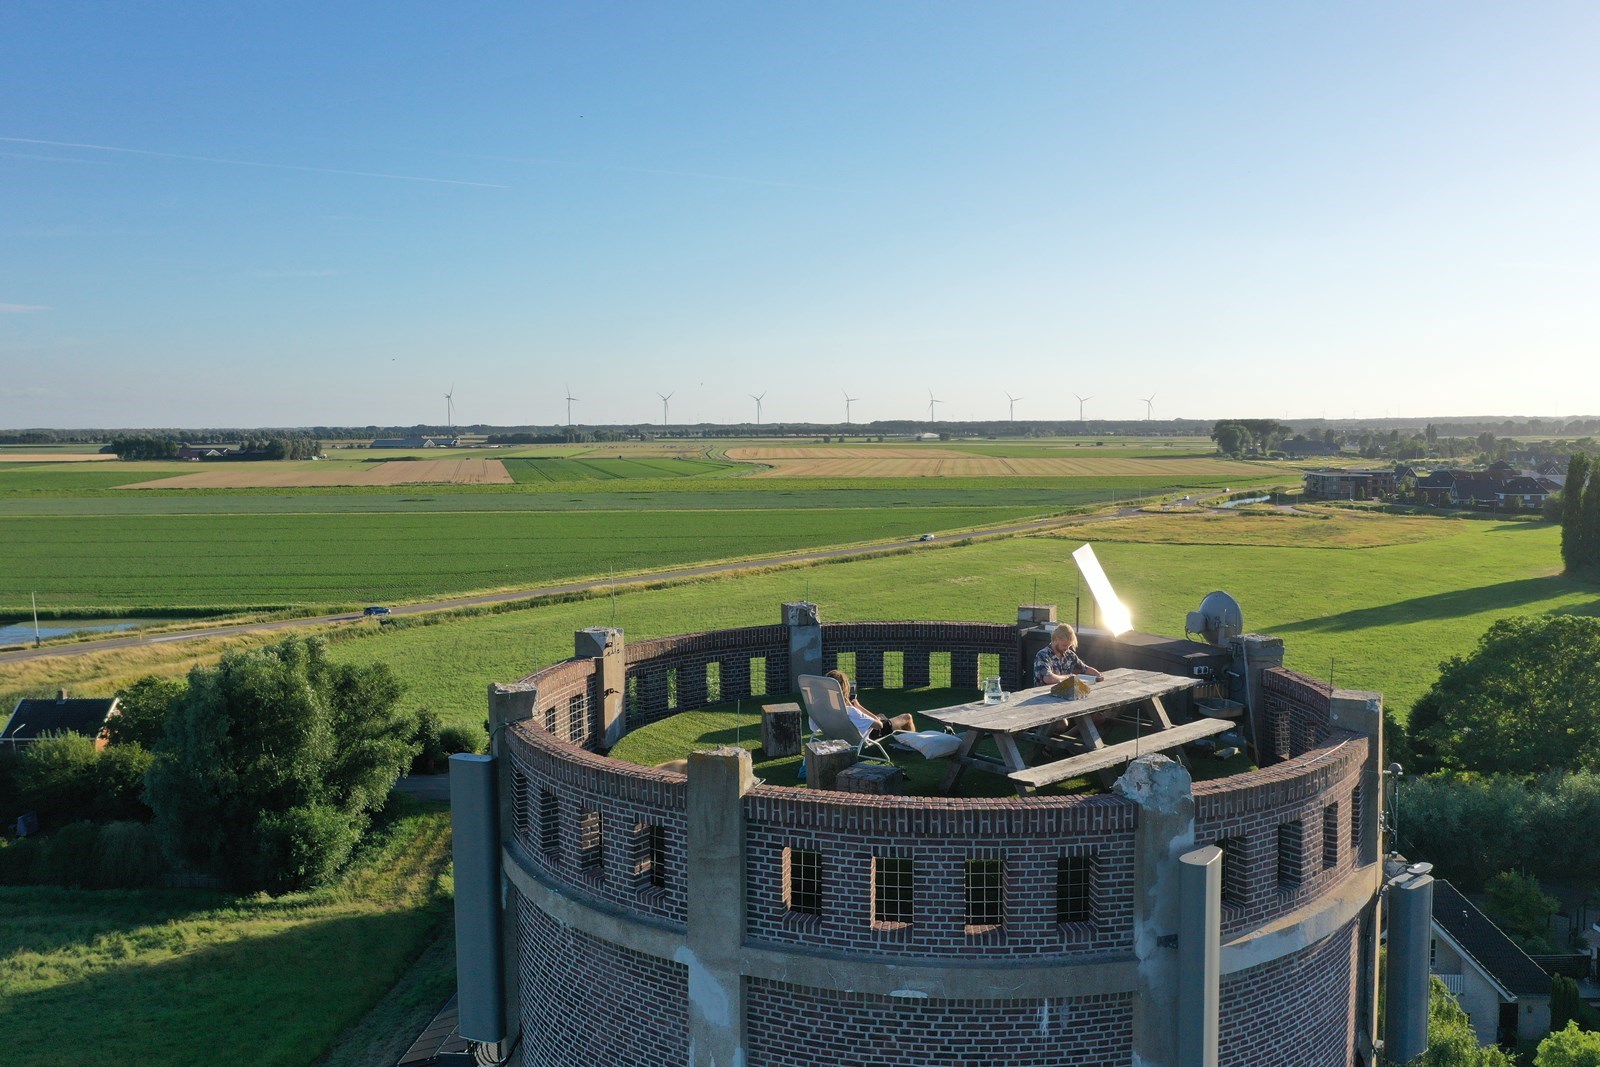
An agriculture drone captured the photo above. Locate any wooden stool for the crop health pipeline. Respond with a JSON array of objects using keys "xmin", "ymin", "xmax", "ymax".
[
  {"xmin": 836, "ymin": 763, "xmax": 905, "ymax": 795},
  {"xmin": 761, "ymin": 702, "xmax": 804, "ymax": 759}
]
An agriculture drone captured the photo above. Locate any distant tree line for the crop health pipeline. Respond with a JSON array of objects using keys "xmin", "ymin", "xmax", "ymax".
[{"xmin": 106, "ymin": 435, "xmax": 320, "ymax": 461}]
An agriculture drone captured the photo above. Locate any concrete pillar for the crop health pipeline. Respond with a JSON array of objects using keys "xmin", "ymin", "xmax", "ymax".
[
  {"xmin": 1115, "ymin": 754, "xmax": 1197, "ymax": 1067},
  {"xmin": 1330, "ymin": 687, "xmax": 1385, "ymax": 1061},
  {"xmin": 685, "ymin": 747, "xmax": 755, "ymax": 1067},
  {"xmin": 1016, "ymin": 604, "xmax": 1057, "ymax": 629},
  {"xmin": 1384, "ymin": 873, "xmax": 1434, "ymax": 1064},
  {"xmin": 486, "ymin": 681, "xmax": 537, "ymax": 1060},
  {"xmin": 760, "ymin": 703, "xmax": 803, "ymax": 759},
  {"xmin": 576, "ymin": 627, "xmax": 626, "ymax": 749},
  {"xmin": 1177, "ymin": 846, "xmax": 1221, "ymax": 1067},
  {"xmin": 1229, "ymin": 633, "xmax": 1284, "ymax": 726},
  {"xmin": 450, "ymin": 753, "xmax": 505, "ymax": 1043},
  {"xmin": 783, "ymin": 601, "xmax": 822, "ymax": 691}
]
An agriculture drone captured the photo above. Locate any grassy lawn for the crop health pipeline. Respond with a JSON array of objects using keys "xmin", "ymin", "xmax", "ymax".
[{"xmin": 0, "ymin": 797, "xmax": 453, "ymax": 1067}]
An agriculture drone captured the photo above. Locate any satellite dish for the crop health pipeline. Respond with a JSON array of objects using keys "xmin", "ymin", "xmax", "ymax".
[{"xmin": 1185, "ymin": 591, "xmax": 1244, "ymax": 646}]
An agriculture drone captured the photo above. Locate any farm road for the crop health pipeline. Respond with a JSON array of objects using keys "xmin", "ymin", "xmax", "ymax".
[{"xmin": 0, "ymin": 505, "xmax": 1160, "ymax": 667}]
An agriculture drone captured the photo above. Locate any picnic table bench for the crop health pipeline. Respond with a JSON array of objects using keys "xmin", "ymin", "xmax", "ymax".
[{"xmin": 922, "ymin": 667, "xmax": 1229, "ymax": 795}]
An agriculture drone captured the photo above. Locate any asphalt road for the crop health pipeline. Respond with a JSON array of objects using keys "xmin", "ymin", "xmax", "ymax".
[{"xmin": 1, "ymin": 505, "xmax": 1154, "ymax": 666}]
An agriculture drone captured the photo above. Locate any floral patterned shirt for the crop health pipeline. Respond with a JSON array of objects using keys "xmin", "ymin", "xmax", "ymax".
[{"xmin": 1034, "ymin": 645, "xmax": 1087, "ymax": 686}]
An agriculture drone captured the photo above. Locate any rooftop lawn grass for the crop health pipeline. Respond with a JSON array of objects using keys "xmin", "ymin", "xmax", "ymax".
[{"xmin": 606, "ymin": 689, "xmax": 1253, "ymax": 797}]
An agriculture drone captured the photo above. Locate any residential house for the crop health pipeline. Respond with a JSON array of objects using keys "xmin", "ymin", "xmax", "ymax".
[
  {"xmin": 1431, "ymin": 879, "xmax": 1553, "ymax": 1047},
  {"xmin": 1302, "ymin": 467, "xmax": 1398, "ymax": 501},
  {"xmin": 370, "ymin": 437, "xmax": 438, "ymax": 449},
  {"xmin": 1497, "ymin": 477, "xmax": 1552, "ymax": 512},
  {"xmin": 2, "ymin": 690, "xmax": 120, "ymax": 749}
]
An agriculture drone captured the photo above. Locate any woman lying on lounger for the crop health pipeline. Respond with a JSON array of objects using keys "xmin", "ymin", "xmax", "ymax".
[{"xmin": 826, "ymin": 669, "xmax": 916, "ymax": 740}]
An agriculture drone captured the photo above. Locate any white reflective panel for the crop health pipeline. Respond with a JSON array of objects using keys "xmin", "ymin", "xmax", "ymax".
[{"xmin": 1072, "ymin": 543, "xmax": 1133, "ymax": 636}]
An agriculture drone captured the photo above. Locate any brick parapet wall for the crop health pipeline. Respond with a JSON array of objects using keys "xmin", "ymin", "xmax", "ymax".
[
  {"xmin": 505, "ymin": 724, "xmax": 689, "ymax": 925},
  {"xmin": 821, "ymin": 620, "xmax": 1017, "ymax": 689},
  {"xmin": 744, "ymin": 787, "xmax": 1134, "ymax": 959},
  {"xmin": 623, "ymin": 625, "xmax": 791, "ymax": 729},
  {"xmin": 1194, "ymin": 667, "xmax": 1370, "ymax": 939},
  {"xmin": 744, "ymin": 980, "xmax": 1134, "ymax": 1066}
]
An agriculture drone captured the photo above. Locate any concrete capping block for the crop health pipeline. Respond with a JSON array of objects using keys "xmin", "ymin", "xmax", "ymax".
[{"xmin": 1329, "ymin": 690, "xmax": 1383, "ymax": 737}]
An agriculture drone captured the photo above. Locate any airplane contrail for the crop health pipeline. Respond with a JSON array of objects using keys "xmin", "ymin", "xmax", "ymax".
[{"xmin": 0, "ymin": 136, "xmax": 509, "ymax": 188}]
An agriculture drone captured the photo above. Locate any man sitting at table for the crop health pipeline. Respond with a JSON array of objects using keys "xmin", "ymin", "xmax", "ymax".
[{"xmin": 1033, "ymin": 624, "xmax": 1105, "ymax": 687}]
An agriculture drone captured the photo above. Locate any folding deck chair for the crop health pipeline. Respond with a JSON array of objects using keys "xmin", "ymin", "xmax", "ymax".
[{"xmin": 796, "ymin": 674, "xmax": 962, "ymax": 765}]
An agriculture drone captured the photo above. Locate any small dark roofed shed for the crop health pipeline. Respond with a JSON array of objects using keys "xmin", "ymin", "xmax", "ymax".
[
  {"xmin": 2, "ymin": 691, "xmax": 120, "ymax": 745},
  {"xmin": 1431, "ymin": 879, "xmax": 1552, "ymax": 998}
]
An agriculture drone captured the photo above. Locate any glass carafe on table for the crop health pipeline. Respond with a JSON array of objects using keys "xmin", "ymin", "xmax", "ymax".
[{"xmin": 982, "ymin": 676, "xmax": 1005, "ymax": 704}]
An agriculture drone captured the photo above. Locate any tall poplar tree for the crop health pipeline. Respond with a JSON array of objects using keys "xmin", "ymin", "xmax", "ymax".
[
  {"xmin": 1584, "ymin": 460, "xmax": 1600, "ymax": 570},
  {"xmin": 1562, "ymin": 453, "xmax": 1589, "ymax": 572}
]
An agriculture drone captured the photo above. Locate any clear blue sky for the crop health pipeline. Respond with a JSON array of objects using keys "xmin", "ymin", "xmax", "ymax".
[{"xmin": 3, "ymin": 2, "xmax": 1597, "ymax": 429}]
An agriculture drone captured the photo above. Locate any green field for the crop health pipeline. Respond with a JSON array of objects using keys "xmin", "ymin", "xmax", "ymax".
[
  {"xmin": 0, "ymin": 506, "xmax": 1039, "ymax": 614},
  {"xmin": 298, "ymin": 509, "xmax": 1594, "ymax": 732},
  {"xmin": 501, "ymin": 456, "xmax": 739, "ymax": 481},
  {"xmin": 0, "ymin": 798, "xmax": 452, "ymax": 1067}
]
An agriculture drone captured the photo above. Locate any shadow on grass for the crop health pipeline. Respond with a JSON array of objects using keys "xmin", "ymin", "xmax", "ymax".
[
  {"xmin": 1272, "ymin": 577, "xmax": 1600, "ymax": 636},
  {"xmin": 0, "ymin": 904, "xmax": 444, "ymax": 1067}
]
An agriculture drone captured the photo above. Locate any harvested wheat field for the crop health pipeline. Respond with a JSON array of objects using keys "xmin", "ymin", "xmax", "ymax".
[
  {"xmin": 120, "ymin": 459, "xmax": 514, "ymax": 489},
  {"xmin": 726, "ymin": 447, "xmax": 1266, "ymax": 479}
]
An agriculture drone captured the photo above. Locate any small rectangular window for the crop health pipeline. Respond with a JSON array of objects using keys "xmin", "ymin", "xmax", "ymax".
[
  {"xmin": 977, "ymin": 652, "xmax": 1000, "ymax": 687},
  {"xmin": 785, "ymin": 848, "xmax": 822, "ymax": 916},
  {"xmin": 750, "ymin": 656, "xmax": 767, "ymax": 697},
  {"xmin": 625, "ymin": 675, "xmax": 641, "ymax": 722},
  {"xmin": 965, "ymin": 858, "xmax": 1004, "ymax": 929},
  {"xmin": 834, "ymin": 651, "xmax": 856, "ymax": 680},
  {"xmin": 1350, "ymin": 786, "xmax": 1363, "ymax": 852},
  {"xmin": 882, "ymin": 650, "xmax": 904, "ymax": 689},
  {"xmin": 873, "ymin": 855, "xmax": 914, "ymax": 926},
  {"xmin": 1057, "ymin": 854, "xmax": 1095, "ymax": 925},
  {"xmin": 706, "ymin": 661, "xmax": 722, "ymax": 703},
  {"xmin": 511, "ymin": 768, "xmax": 530, "ymax": 842},
  {"xmin": 666, "ymin": 668, "xmax": 679, "ymax": 710},
  {"xmin": 539, "ymin": 790, "xmax": 560, "ymax": 854},
  {"xmin": 634, "ymin": 823, "xmax": 666, "ymax": 889},
  {"xmin": 1277, "ymin": 821, "xmax": 1304, "ymax": 891},
  {"xmin": 1322, "ymin": 804, "xmax": 1340, "ymax": 869},
  {"xmin": 1218, "ymin": 837, "xmax": 1247, "ymax": 907},
  {"xmin": 579, "ymin": 810, "xmax": 603, "ymax": 872},
  {"xmin": 928, "ymin": 651, "xmax": 952, "ymax": 688}
]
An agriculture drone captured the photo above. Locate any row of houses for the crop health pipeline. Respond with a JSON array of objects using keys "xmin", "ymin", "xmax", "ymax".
[{"xmin": 1302, "ymin": 462, "xmax": 1565, "ymax": 511}]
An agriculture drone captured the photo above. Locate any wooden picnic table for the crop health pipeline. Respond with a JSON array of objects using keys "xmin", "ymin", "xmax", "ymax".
[{"xmin": 922, "ymin": 667, "xmax": 1227, "ymax": 795}]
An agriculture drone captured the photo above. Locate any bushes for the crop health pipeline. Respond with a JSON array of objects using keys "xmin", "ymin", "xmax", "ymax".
[
  {"xmin": 438, "ymin": 724, "xmax": 484, "ymax": 758},
  {"xmin": 409, "ymin": 711, "xmax": 483, "ymax": 774},
  {"xmin": 10, "ymin": 734, "xmax": 154, "ymax": 827},
  {"xmin": 0, "ymin": 821, "xmax": 166, "ymax": 888}
]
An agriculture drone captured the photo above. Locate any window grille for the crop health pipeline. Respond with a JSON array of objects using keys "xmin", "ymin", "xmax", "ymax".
[
  {"xmin": 634, "ymin": 823, "xmax": 667, "ymax": 889},
  {"xmin": 578, "ymin": 810, "xmax": 603, "ymax": 872},
  {"xmin": 1322, "ymin": 805, "xmax": 1340, "ymax": 869},
  {"xmin": 1277, "ymin": 821, "xmax": 1304, "ymax": 890},
  {"xmin": 538, "ymin": 790, "xmax": 560, "ymax": 854},
  {"xmin": 511, "ymin": 769, "xmax": 529, "ymax": 842},
  {"xmin": 666, "ymin": 668, "xmax": 679, "ymax": 710},
  {"xmin": 882, "ymin": 650, "xmax": 904, "ymax": 689},
  {"xmin": 1218, "ymin": 837, "xmax": 1247, "ymax": 906},
  {"xmin": 1056, "ymin": 853, "xmax": 1095, "ymax": 925},
  {"xmin": 749, "ymin": 656, "xmax": 767, "ymax": 697},
  {"xmin": 965, "ymin": 858, "xmax": 1004, "ymax": 929},
  {"xmin": 873, "ymin": 855, "xmax": 914, "ymax": 926},
  {"xmin": 785, "ymin": 848, "xmax": 822, "ymax": 915},
  {"xmin": 706, "ymin": 661, "xmax": 722, "ymax": 703},
  {"xmin": 1350, "ymin": 785, "xmax": 1363, "ymax": 851}
]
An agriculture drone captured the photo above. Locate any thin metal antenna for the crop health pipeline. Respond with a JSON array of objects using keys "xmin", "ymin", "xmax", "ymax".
[
  {"xmin": 1330, "ymin": 657, "xmax": 1335, "ymax": 692},
  {"xmin": 610, "ymin": 566, "xmax": 617, "ymax": 629}
]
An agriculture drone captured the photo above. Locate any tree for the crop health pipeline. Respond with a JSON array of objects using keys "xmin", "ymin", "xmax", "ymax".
[
  {"xmin": 1483, "ymin": 870, "xmax": 1559, "ymax": 952},
  {"xmin": 1583, "ymin": 463, "xmax": 1600, "ymax": 571},
  {"xmin": 1212, "ymin": 422, "xmax": 1251, "ymax": 455},
  {"xmin": 144, "ymin": 636, "xmax": 416, "ymax": 892},
  {"xmin": 1552, "ymin": 975, "xmax": 1583, "ymax": 1033},
  {"xmin": 1536, "ymin": 1023, "xmax": 1600, "ymax": 1067},
  {"xmin": 105, "ymin": 676, "xmax": 185, "ymax": 748},
  {"xmin": 1421, "ymin": 976, "xmax": 1516, "ymax": 1065},
  {"xmin": 1561, "ymin": 454, "xmax": 1589, "ymax": 573},
  {"xmin": 1408, "ymin": 616, "xmax": 1600, "ymax": 775}
]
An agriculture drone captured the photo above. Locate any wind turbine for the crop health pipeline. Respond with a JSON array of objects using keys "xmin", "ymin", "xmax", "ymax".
[
  {"xmin": 1005, "ymin": 392, "xmax": 1023, "ymax": 422},
  {"xmin": 564, "ymin": 385, "xmax": 579, "ymax": 427},
  {"xmin": 749, "ymin": 391, "xmax": 766, "ymax": 425},
  {"xmin": 658, "ymin": 391, "xmax": 674, "ymax": 429},
  {"xmin": 1075, "ymin": 394, "xmax": 1093, "ymax": 425},
  {"xmin": 928, "ymin": 389, "xmax": 942, "ymax": 423},
  {"xmin": 1142, "ymin": 393, "xmax": 1157, "ymax": 421},
  {"xmin": 842, "ymin": 388, "xmax": 858, "ymax": 426},
  {"xmin": 445, "ymin": 384, "xmax": 455, "ymax": 431}
]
